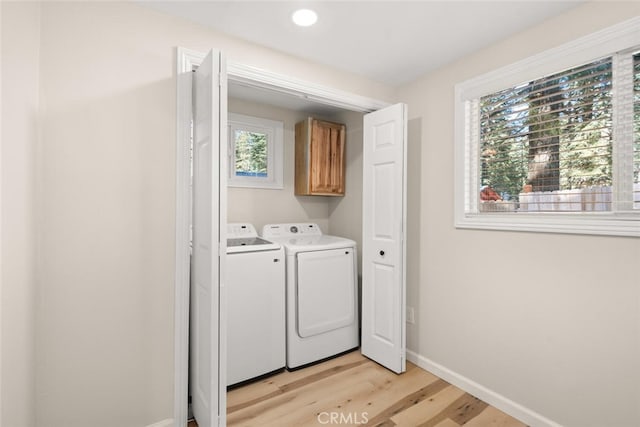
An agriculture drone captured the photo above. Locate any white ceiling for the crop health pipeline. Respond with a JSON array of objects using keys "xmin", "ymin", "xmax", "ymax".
[{"xmin": 140, "ymin": 0, "xmax": 583, "ymax": 87}]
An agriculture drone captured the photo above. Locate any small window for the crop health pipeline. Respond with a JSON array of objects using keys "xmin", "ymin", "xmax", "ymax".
[{"xmin": 228, "ymin": 113, "xmax": 284, "ymax": 189}]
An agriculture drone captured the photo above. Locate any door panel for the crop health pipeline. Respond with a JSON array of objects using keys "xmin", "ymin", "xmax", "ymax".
[
  {"xmin": 373, "ymin": 162, "xmax": 395, "ymax": 239},
  {"xmin": 190, "ymin": 49, "xmax": 226, "ymax": 427},
  {"xmin": 361, "ymin": 103, "xmax": 407, "ymax": 374},
  {"xmin": 373, "ymin": 264, "xmax": 395, "ymax": 344}
]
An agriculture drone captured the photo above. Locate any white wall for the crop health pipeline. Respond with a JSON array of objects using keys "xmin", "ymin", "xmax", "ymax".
[
  {"xmin": 397, "ymin": 3, "xmax": 640, "ymax": 427},
  {"xmin": 1, "ymin": 2, "xmax": 40, "ymax": 426},
  {"xmin": 14, "ymin": 2, "xmax": 392, "ymax": 426}
]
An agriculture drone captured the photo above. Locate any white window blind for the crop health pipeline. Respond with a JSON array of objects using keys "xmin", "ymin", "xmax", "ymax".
[
  {"xmin": 455, "ymin": 17, "xmax": 640, "ymax": 236},
  {"xmin": 478, "ymin": 57, "xmax": 618, "ymax": 213},
  {"xmin": 634, "ymin": 52, "xmax": 640, "ymax": 207}
]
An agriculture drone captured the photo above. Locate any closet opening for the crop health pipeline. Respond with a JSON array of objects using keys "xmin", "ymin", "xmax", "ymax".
[{"xmin": 175, "ymin": 48, "xmax": 406, "ymax": 427}]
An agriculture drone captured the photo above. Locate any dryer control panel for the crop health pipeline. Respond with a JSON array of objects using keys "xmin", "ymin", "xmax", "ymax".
[{"xmin": 262, "ymin": 223, "xmax": 322, "ymax": 238}]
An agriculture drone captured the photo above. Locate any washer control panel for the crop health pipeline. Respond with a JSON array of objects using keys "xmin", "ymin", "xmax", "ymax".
[{"xmin": 227, "ymin": 223, "xmax": 258, "ymax": 239}]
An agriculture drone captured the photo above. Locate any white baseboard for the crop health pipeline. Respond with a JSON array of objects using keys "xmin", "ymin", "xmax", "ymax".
[
  {"xmin": 145, "ymin": 418, "xmax": 175, "ymax": 427},
  {"xmin": 406, "ymin": 350, "xmax": 563, "ymax": 427}
]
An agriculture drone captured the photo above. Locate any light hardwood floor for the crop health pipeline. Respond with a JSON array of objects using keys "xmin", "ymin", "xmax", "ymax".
[{"xmin": 188, "ymin": 350, "xmax": 527, "ymax": 427}]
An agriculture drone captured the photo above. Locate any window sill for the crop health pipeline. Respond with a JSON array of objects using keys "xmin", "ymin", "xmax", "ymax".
[
  {"xmin": 228, "ymin": 180, "xmax": 283, "ymax": 190},
  {"xmin": 455, "ymin": 212, "xmax": 640, "ymax": 237}
]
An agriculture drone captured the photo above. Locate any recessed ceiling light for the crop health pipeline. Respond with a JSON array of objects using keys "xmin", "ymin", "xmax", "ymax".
[{"xmin": 292, "ymin": 9, "xmax": 318, "ymax": 27}]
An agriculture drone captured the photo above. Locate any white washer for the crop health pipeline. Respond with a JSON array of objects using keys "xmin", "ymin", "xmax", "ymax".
[
  {"xmin": 226, "ymin": 223, "xmax": 285, "ymax": 386},
  {"xmin": 262, "ymin": 223, "xmax": 359, "ymax": 369}
]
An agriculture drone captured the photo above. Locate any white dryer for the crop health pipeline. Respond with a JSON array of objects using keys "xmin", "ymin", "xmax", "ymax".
[
  {"xmin": 226, "ymin": 223, "xmax": 285, "ymax": 386},
  {"xmin": 262, "ymin": 223, "xmax": 359, "ymax": 369}
]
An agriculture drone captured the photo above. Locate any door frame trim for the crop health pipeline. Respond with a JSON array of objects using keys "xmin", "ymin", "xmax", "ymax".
[{"xmin": 174, "ymin": 47, "xmax": 390, "ymax": 426}]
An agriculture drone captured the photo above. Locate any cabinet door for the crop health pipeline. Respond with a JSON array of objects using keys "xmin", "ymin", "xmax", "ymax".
[{"xmin": 309, "ymin": 119, "xmax": 345, "ymax": 195}]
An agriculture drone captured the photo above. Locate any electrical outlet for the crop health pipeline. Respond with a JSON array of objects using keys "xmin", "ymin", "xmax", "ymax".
[{"xmin": 406, "ymin": 306, "xmax": 415, "ymax": 324}]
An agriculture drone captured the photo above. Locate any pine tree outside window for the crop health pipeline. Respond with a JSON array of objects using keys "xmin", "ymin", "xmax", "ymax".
[
  {"xmin": 455, "ymin": 18, "xmax": 640, "ymax": 236},
  {"xmin": 234, "ymin": 130, "xmax": 268, "ymax": 178},
  {"xmin": 479, "ymin": 58, "xmax": 616, "ymax": 212},
  {"xmin": 228, "ymin": 113, "xmax": 284, "ymax": 189}
]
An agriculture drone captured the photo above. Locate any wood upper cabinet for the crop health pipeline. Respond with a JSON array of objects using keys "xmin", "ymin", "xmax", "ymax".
[{"xmin": 295, "ymin": 117, "xmax": 346, "ymax": 196}]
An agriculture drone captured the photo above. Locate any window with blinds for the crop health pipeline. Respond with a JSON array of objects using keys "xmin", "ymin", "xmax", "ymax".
[
  {"xmin": 479, "ymin": 58, "xmax": 616, "ymax": 212},
  {"xmin": 455, "ymin": 18, "xmax": 640, "ymax": 236}
]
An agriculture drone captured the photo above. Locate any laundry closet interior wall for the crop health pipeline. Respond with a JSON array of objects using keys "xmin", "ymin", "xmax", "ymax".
[
  {"xmin": 327, "ymin": 110, "xmax": 366, "ymax": 274},
  {"xmin": 227, "ymin": 96, "xmax": 364, "ymax": 246}
]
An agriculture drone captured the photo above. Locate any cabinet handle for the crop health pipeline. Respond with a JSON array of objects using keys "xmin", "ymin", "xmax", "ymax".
[{"xmin": 379, "ymin": 250, "xmax": 385, "ymax": 256}]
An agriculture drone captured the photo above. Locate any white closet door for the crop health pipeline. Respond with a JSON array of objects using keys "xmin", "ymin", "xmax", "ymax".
[
  {"xmin": 361, "ymin": 103, "xmax": 407, "ymax": 374},
  {"xmin": 190, "ymin": 49, "xmax": 227, "ymax": 427}
]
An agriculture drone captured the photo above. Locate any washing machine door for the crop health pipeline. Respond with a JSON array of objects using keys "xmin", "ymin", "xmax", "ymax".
[{"xmin": 296, "ymin": 248, "xmax": 356, "ymax": 338}]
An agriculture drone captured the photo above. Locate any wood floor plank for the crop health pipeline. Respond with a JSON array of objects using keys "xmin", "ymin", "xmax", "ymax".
[
  {"xmin": 389, "ymin": 385, "xmax": 467, "ymax": 426},
  {"xmin": 448, "ymin": 393, "xmax": 490, "ymax": 425},
  {"xmin": 463, "ymin": 405, "xmax": 528, "ymax": 427},
  {"xmin": 279, "ymin": 358, "xmax": 370, "ymax": 394},
  {"xmin": 354, "ymin": 368, "xmax": 446, "ymax": 426},
  {"xmin": 266, "ymin": 350, "xmax": 365, "ymax": 389},
  {"xmin": 226, "ymin": 378, "xmax": 281, "ymax": 411},
  {"xmin": 364, "ymin": 379, "xmax": 450, "ymax": 426},
  {"xmin": 433, "ymin": 419, "xmax": 460, "ymax": 427},
  {"xmin": 417, "ymin": 393, "xmax": 489, "ymax": 427}
]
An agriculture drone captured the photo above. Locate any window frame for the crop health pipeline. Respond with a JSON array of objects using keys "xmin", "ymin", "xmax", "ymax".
[
  {"xmin": 227, "ymin": 112, "xmax": 284, "ymax": 189},
  {"xmin": 454, "ymin": 17, "xmax": 640, "ymax": 237}
]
